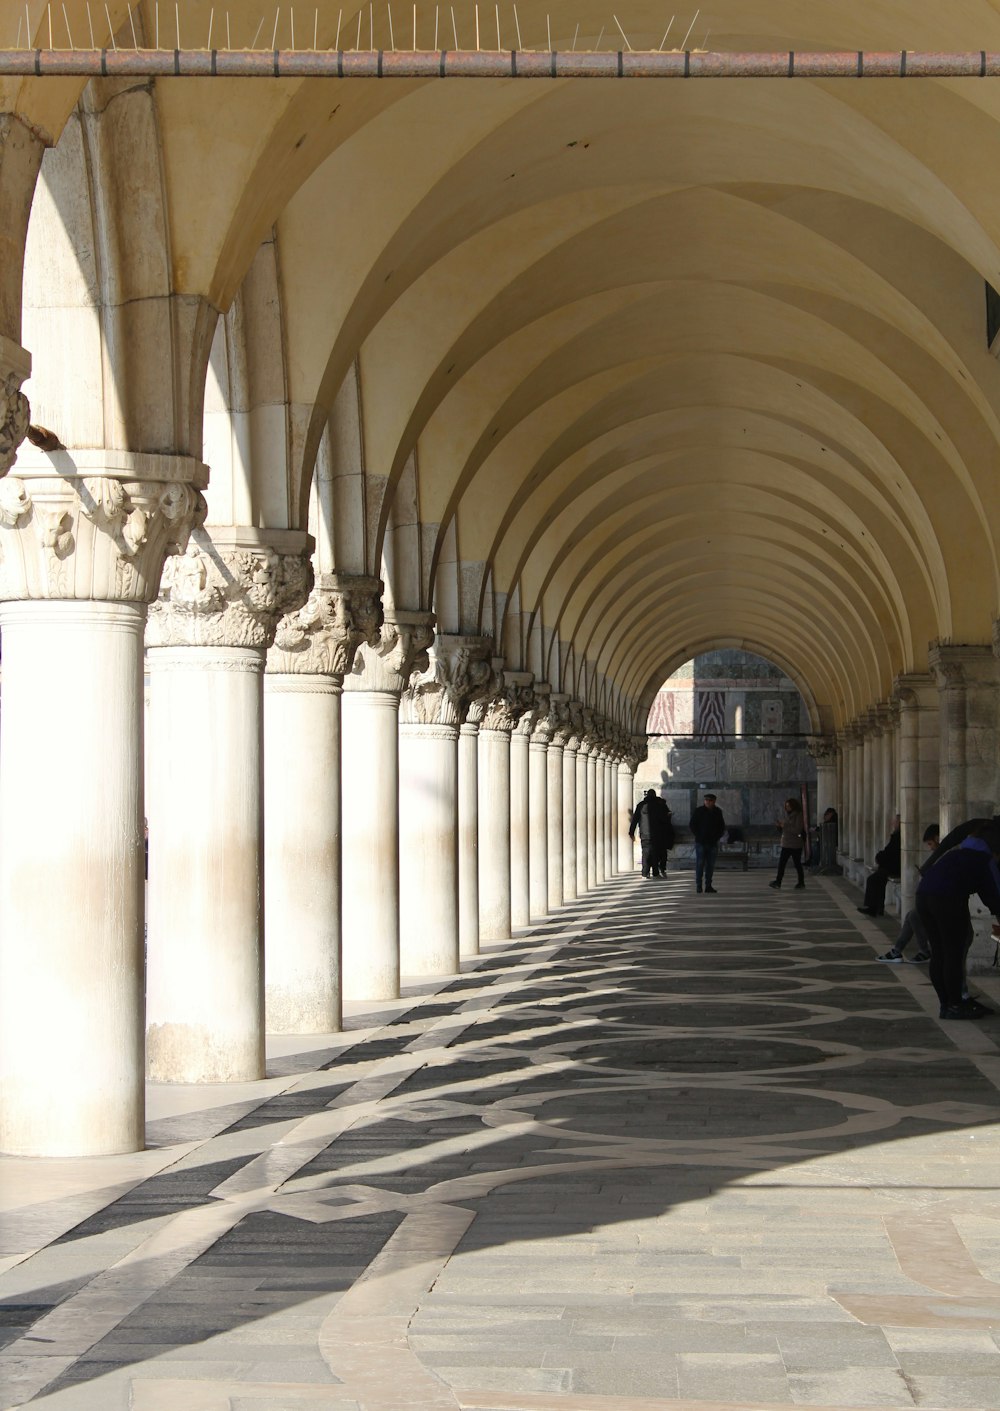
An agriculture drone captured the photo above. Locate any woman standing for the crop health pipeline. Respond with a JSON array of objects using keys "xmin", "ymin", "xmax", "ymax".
[{"xmin": 769, "ymin": 798, "xmax": 806, "ymax": 890}]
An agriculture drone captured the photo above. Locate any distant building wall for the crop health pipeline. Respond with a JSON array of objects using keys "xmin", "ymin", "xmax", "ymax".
[{"xmin": 638, "ymin": 648, "xmax": 817, "ymax": 834}]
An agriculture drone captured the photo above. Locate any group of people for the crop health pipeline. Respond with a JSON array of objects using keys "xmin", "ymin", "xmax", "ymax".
[
  {"xmin": 630, "ymin": 791, "xmax": 811, "ymax": 896},
  {"xmin": 628, "ymin": 789, "xmax": 726, "ymax": 891},
  {"xmin": 630, "ymin": 785, "xmax": 1000, "ymax": 1023}
]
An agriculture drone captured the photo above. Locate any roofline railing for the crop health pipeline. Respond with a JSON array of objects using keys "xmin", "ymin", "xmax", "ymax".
[{"xmin": 1, "ymin": 47, "xmax": 999, "ymax": 79}]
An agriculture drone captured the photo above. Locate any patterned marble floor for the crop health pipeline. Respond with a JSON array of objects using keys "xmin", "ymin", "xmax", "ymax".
[{"xmin": 3, "ymin": 872, "xmax": 1000, "ymax": 1410}]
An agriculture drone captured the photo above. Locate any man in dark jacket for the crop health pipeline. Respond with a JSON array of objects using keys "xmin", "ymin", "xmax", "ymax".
[
  {"xmin": 857, "ymin": 814, "xmax": 901, "ymax": 916},
  {"xmin": 629, "ymin": 789, "xmax": 665, "ymax": 879},
  {"xmin": 689, "ymin": 793, "xmax": 726, "ymax": 894},
  {"xmin": 653, "ymin": 797, "xmax": 675, "ymax": 877},
  {"xmin": 916, "ymin": 826, "xmax": 1000, "ymax": 1019}
]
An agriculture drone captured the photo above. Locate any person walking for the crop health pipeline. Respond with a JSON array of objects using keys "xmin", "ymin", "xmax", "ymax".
[
  {"xmin": 653, "ymin": 796, "xmax": 674, "ymax": 877},
  {"xmin": 689, "ymin": 793, "xmax": 726, "ymax": 894},
  {"xmin": 629, "ymin": 789, "xmax": 665, "ymax": 879},
  {"xmin": 769, "ymin": 797, "xmax": 806, "ymax": 890},
  {"xmin": 915, "ymin": 825, "xmax": 1000, "ymax": 1020},
  {"xmin": 857, "ymin": 814, "xmax": 901, "ymax": 916}
]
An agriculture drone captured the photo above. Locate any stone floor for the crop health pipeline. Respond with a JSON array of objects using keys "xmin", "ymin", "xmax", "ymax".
[{"xmin": 3, "ymin": 871, "xmax": 1000, "ymax": 1411}]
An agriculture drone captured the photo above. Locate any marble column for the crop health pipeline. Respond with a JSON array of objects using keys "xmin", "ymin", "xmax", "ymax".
[
  {"xmin": 586, "ymin": 735, "xmax": 599, "ymax": 888},
  {"xmin": 931, "ymin": 643, "xmax": 1000, "ymax": 833},
  {"xmin": 600, "ymin": 756, "xmax": 614, "ymax": 874},
  {"xmin": 595, "ymin": 742, "xmax": 607, "ymax": 885},
  {"xmin": 459, "ymin": 711, "xmax": 482, "ymax": 958},
  {"xmin": 529, "ymin": 689, "xmax": 553, "ymax": 919},
  {"xmin": 0, "ymin": 455, "xmax": 205, "ymax": 1153},
  {"xmin": 341, "ymin": 611, "xmax": 435, "ymax": 999},
  {"xmin": 510, "ymin": 700, "xmax": 537, "ymax": 929},
  {"xmin": 145, "ymin": 529, "xmax": 312, "ymax": 1083},
  {"xmin": 808, "ymin": 736, "xmax": 841, "ymax": 873},
  {"xmin": 575, "ymin": 732, "xmax": 590, "ymax": 896},
  {"xmin": 546, "ymin": 695, "xmax": 571, "ymax": 909},
  {"xmin": 478, "ymin": 678, "xmax": 528, "ymax": 941},
  {"xmin": 617, "ymin": 756, "xmax": 635, "ymax": 871},
  {"xmin": 263, "ymin": 574, "xmax": 381, "ymax": 1032},
  {"xmin": 894, "ymin": 674, "xmax": 939, "ymax": 918},
  {"xmin": 399, "ymin": 634, "xmax": 493, "ymax": 977},
  {"xmin": 860, "ymin": 715, "xmax": 877, "ymax": 864},
  {"xmin": 562, "ymin": 703, "xmax": 584, "ymax": 903}
]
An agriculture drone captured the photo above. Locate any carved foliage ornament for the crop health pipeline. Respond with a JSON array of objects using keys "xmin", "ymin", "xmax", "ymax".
[
  {"xmin": 0, "ymin": 474, "xmax": 206, "ymax": 602},
  {"xmin": 269, "ymin": 576, "xmax": 383, "ymax": 677},
  {"xmin": 481, "ymin": 678, "xmax": 535, "ymax": 734},
  {"xmin": 147, "ymin": 542, "xmax": 312, "ymax": 649},
  {"xmin": 0, "ymin": 372, "xmax": 30, "ymax": 478},
  {"xmin": 345, "ymin": 616, "xmax": 435, "ymax": 695},
  {"xmin": 400, "ymin": 638, "xmax": 494, "ymax": 728}
]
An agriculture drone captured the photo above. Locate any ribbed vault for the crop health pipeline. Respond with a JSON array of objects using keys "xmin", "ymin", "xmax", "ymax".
[{"xmin": 13, "ymin": 0, "xmax": 1000, "ymax": 734}]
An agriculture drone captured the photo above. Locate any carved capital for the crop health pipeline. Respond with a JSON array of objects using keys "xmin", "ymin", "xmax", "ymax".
[
  {"xmin": 344, "ymin": 609, "xmax": 435, "ymax": 695},
  {"xmin": 147, "ymin": 528, "xmax": 312, "ymax": 650},
  {"xmin": 399, "ymin": 633, "xmax": 494, "ymax": 727},
  {"xmin": 529, "ymin": 684, "xmax": 554, "ymax": 744},
  {"xmin": 929, "ymin": 640, "xmax": 999, "ymax": 692},
  {"xmin": 513, "ymin": 676, "xmax": 543, "ymax": 739},
  {"xmin": 481, "ymin": 667, "xmax": 530, "ymax": 733},
  {"xmin": 0, "ymin": 343, "xmax": 31, "ymax": 477},
  {"xmin": 268, "ymin": 572, "xmax": 383, "ymax": 678},
  {"xmin": 631, "ymin": 733, "xmax": 649, "ymax": 767},
  {"xmin": 546, "ymin": 692, "xmax": 574, "ymax": 747},
  {"xmin": 0, "ymin": 451, "xmax": 208, "ymax": 603},
  {"xmin": 807, "ymin": 734, "xmax": 838, "ymax": 763}
]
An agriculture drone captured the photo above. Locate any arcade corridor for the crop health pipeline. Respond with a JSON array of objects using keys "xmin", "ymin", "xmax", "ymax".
[{"xmin": 3, "ymin": 872, "xmax": 1000, "ymax": 1410}]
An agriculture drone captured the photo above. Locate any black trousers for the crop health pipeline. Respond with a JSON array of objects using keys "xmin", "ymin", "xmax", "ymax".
[
  {"xmin": 863, "ymin": 867, "xmax": 892, "ymax": 914},
  {"xmin": 776, "ymin": 847, "xmax": 804, "ymax": 885},
  {"xmin": 639, "ymin": 840, "xmax": 657, "ymax": 876},
  {"xmin": 916, "ymin": 896, "xmax": 972, "ymax": 1008}
]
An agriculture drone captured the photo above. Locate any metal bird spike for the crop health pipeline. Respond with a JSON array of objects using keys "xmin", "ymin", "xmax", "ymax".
[{"xmin": 680, "ymin": 7, "xmax": 700, "ymax": 49}]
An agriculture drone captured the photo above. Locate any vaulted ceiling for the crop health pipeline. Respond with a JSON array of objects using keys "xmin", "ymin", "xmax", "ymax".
[{"xmin": 11, "ymin": 0, "xmax": 1000, "ymax": 730}]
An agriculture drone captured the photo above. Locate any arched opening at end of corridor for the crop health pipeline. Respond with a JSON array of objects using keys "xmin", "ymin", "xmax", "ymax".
[{"xmin": 640, "ymin": 647, "xmax": 819, "ymax": 870}]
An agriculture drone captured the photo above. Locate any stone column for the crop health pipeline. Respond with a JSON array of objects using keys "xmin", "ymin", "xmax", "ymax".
[
  {"xmin": 510, "ymin": 696, "xmax": 538, "ymax": 929},
  {"xmin": 0, "ymin": 455, "xmax": 205, "ymax": 1154},
  {"xmin": 399, "ymin": 634, "xmax": 493, "ymax": 976},
  {"xmin": 529, "ymin": 687, "xmax": 553, "ymax": 919},
  {"xmin": 617, "ymin": 755, "xmax": 635, "ymax": 871},
  {"xmin": 562, "ymin": 703, "xmax": 584, "ymax": 902},
  {"xmin": 546, "ymin": 695, "xmax": 571, "ymax": 909},
  {"xmin": 478, "ymin": 677, "xmax": 529, "ymax": 941},
  {"xmin": 263, "ymin": 574, "xmax": 381, "ymax": 1032},
  {"xmin": 860, "ymin": 714, "xmax": 877, "ymax": 864},
  {"xmin": 341, "ymin": 611, "xmax": 435, "ymax": 999},
  {"xmin": 849, "ymin": 726, "xmax": 865, "ymax": 868},
  {"xmin": 586, "ymin": 734, "xmax": 599, "ymax": 888},
  {"xmin": 459, "ymin": 709, "xmax": 482, "ymax": 958},
  {"xmin": 602, "ymin": 750, "xmax": 613, "ymax": 876},
  {"xmin": 595, "ymin": 738, "xmax": 607, "ymax": 885},
  {"xmin": 576, "ymin": 729, "xmax": 590, "ymax": 896},
  {"xmin": 894, "ymin": 674, "xmax": 939, "ymax": 918},
  {"xmin": 931, "ymin": 643, "xmax": 1000, "ymax": 833},
  {"xmin": 145, "ymin": 529, "xmax": 312, "ymax": 1083},
  {"xmin": 808, "ymin": 737, "xmax": 841, "ymax": 873}
]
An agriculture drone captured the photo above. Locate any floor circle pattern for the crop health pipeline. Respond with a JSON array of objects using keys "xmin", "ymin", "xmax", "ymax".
[{"xmin": 2, "ymin": 872, "xmax": 1000, "ymax": 1411}]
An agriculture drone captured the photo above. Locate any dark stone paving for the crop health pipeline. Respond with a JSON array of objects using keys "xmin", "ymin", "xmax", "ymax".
[{"xmin": 2, "ymin": 872, "xmax": 1000, "ymax": 1409}]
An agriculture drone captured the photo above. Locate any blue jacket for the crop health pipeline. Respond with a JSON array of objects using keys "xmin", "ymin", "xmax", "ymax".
[{"xmin": 916, "ymin": 837, "xmax": 1000, "ymax": 915}]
